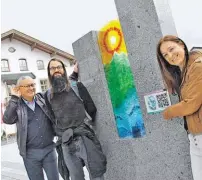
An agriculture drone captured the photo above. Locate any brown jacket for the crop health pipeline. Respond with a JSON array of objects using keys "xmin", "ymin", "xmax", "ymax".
[{"xmin": 164, "ymin": 52, "xmax": 202, "ymax": 135}]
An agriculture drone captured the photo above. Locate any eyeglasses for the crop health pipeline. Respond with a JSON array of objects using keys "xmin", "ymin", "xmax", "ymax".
[
  {"xmin": 49, "ymin": 65, "xmax": 63, "ymax": 71},
  {"xmin": 20, "ymin": 83, "xmax": 36, "ymax": 88}
]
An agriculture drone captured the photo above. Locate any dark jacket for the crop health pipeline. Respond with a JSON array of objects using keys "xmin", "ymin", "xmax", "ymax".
[
  {"xmin": 45, "ymin": 81, "xmax": 107, "ymax": 179},
  {"xmin": 56, "ymin": 125, "xmax": 107, "ymax": 180},
  {"xmin": 69, "ymin": 71, "xmax": 78, "ymax": 81},
  {"xmin": 69, "ymin": 71, "xmax": 96, "ymax": 121},
  {"xmin": 3, "ymin": 93, "xmax": 53, "ymax": 157}
]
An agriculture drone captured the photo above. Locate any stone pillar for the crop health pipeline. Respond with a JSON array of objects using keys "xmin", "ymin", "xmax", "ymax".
[
  {"xmin": 73, "ymin": 31, "xmax": 138, "ymax": 180},
  {"xmin": 153, "ymin": 0, "xmax": 178, "ymax": 35},
  {"xmin": 72, "ymin": 0, "xmax": 192, "ymax": 179},
  {"xmin": 114, "ymin": 0, "xmax": 192, "ymax": 179}
]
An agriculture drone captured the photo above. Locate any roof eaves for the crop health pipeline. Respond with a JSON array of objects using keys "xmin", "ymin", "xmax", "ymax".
[{"xmin": 1, "ymin": 29, "xmax": 75, "ymax": 61}]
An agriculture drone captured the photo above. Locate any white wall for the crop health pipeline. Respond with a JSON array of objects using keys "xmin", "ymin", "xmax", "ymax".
[
  {"xmin": 1, "ymin": 82, "xmax": 8, "ymax": 104},
  {"xmin": 1, "ymin": 38, "xmax": 73, "ymax": 94}
]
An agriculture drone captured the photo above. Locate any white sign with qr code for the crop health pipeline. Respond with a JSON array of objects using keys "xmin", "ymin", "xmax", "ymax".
[{"xmin": 144, "ymin": 90, "xmax": 171, "ymax": 114}]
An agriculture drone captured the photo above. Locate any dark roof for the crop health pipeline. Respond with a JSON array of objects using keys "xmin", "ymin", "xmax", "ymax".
[{"xmin": 190, "ymin": 46, "xmax": 202, "ymax": 51}]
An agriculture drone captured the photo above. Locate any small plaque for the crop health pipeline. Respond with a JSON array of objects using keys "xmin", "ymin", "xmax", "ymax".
[{"xmin": 144, "ymin": 90, "xmax": 171, "ymax": 114}]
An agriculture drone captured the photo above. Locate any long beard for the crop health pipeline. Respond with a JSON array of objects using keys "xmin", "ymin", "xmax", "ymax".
[{"xmin": 51, "ymin": 74, "xmax": 69, "ymax": 93}]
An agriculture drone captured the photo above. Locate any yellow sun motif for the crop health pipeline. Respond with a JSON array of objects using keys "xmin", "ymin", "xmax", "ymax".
[{"xmin": 98, "ymin": 20, "xmax": 127, "ymax": 65}]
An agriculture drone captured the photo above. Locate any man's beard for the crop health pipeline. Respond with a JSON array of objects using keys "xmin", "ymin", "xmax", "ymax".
[{"xmin": 51, "ymin": 73, "xmax": 69, "ymax": 93}]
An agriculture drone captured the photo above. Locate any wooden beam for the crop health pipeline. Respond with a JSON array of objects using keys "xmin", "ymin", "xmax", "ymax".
[
  {"xmin": 9, "ymin": 33, "xmax": 15, "ymax": 42},
  {"xmin": 31, "ymin": 43, "xmax": 37, "ymax": 51},
  {"xmin": 50, "ymin": 52, "xmax": 57, "ymax": 58},
  {"xmin": 2, "ymin": 29, "xmax": 75, "ymax": 60}
]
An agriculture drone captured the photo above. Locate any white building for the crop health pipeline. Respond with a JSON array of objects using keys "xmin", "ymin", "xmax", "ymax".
[{"xmin": 1, "ymin": 29, "xmax": 75, "ymax": 136}]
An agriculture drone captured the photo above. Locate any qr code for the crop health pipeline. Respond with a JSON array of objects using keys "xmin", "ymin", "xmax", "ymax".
[{"xmin": 156, "ymin": 93, "xmax": 170, "ymax": 108}]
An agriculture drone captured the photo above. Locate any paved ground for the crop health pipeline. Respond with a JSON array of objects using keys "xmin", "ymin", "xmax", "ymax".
[{"xmin": 1, "ymin": 140, "xmax": 90, "ymax": 180}]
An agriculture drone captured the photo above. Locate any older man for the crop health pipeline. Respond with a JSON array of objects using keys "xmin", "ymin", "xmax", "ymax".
[{"xmin": 3, "ymin": 76, "xmax": 59, "ymax": 180}]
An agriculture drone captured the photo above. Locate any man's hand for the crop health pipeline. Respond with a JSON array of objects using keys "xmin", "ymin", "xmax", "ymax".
[
  {"xmin": 11, "ymin": 86, "xmax": 21, "ymax": 97},
  {"xmin": 73, "ymin": 62, "xmax": 78, "ymax": 73}
]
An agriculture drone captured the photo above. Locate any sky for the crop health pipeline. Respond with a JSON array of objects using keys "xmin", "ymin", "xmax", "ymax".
[
  {"xmin": 1, "ymin": 0, "xmax": 202, "ymax": 54},
  {"xmin": 168, "ymin": 0, "xmax": 202, "ymax": 48}
]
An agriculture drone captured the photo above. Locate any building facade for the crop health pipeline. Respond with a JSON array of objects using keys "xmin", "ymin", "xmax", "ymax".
[{"xmin": 1, "ymin": 29, "xmax": 75, "ymax": 136}]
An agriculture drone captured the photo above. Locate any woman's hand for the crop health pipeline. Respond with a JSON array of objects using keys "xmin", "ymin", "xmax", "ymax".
[{"xmin": 163, "ymin": 108, "xmax": 171, "ymax": 120}]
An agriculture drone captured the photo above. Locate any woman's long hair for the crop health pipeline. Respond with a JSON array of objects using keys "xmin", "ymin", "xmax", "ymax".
[{"xmin": 156, "ymin": 35, "xmax": 189, "ymax": 95}]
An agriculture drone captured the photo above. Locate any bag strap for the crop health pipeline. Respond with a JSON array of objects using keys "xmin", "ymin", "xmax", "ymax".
[
  {"xmin": 70, "ymin": 80, "xmax": 92, "ymax": 121},
  {"xmin": 44, "ymin": 89, "xmax": 56, "ymax": 124}
]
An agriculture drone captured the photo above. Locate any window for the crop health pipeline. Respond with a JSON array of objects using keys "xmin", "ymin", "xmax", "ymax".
[
  {"xmin": 8, "ymin": 47, "xmax": 16, "ymax": 53},
  {"xmin": 40, "ymin": 79, "xmax": 48, "ymax": 92},
  {"xmin": 37, "ymin": 60, "xmax": 44, "ymax": 70},
  {"xmin": 1, "ymin": 59, "xmax": 10, "ymax": 72},
  {"xmin": 19, "ymin": 59, "xmax": 28, "ymax": 71}
]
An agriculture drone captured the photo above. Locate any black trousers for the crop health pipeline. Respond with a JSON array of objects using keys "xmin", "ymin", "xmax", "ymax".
[{"xmin": 62, "ymin": 136, "xmax": 104, "ymax": 180}]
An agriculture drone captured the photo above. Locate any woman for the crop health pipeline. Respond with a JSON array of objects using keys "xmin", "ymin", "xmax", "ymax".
[{"xmin": 156, "ymin": 35, "xmax": 202, "ymax": 180}]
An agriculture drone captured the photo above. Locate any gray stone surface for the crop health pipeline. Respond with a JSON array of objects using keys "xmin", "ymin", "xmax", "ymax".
[
  {"xmin": 72, "ymin": 1, "xmax": 193, "ymax": 179},
  {"xmin": 153, "ymin": 0, "xmax": 178, "ymax": 35},
  {"xmin": 73, "ymin": 31, "xmax": 137, "ymax": 180},
  {"xmin": 115, "ymin": 0, "xmax": 192, "ymax": 179}
]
